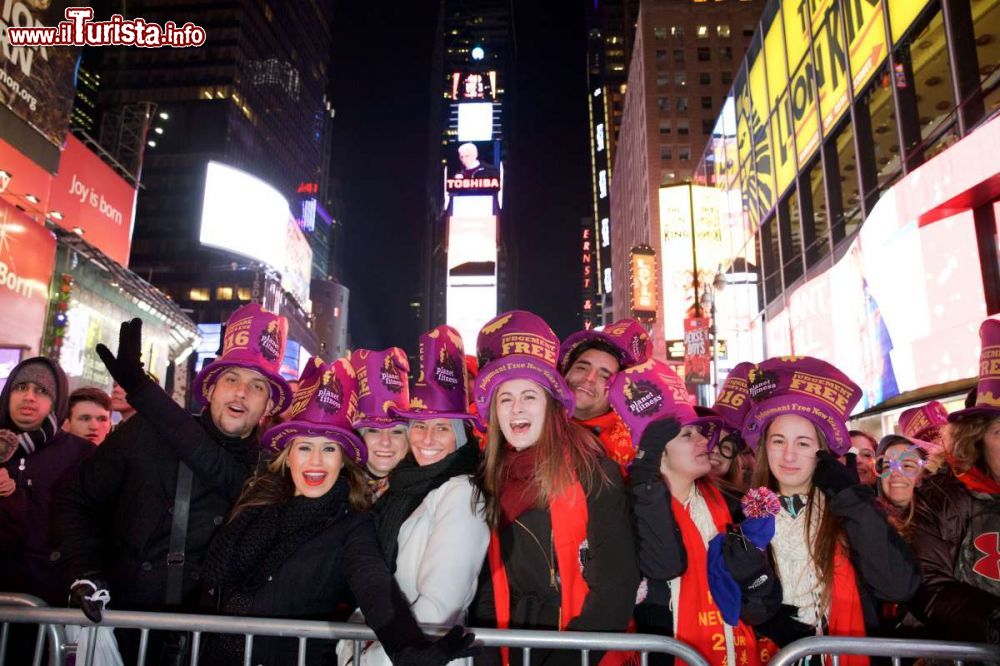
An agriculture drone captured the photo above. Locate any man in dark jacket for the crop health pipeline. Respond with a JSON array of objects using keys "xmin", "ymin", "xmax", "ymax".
[
  {"xmin": 0, "ymin": 356, "xmax": 95, "ymax": 605},
  {"xmin": 54, "ymin": 304, "xmax": 292, "ymax": 662}
]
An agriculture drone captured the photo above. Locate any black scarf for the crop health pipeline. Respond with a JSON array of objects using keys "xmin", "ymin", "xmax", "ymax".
[
  {"xmin": 374, "ymin": 443, "xmax": 480, "ymax": 571},
  {"xmin": 202, "ymin": 478, "xmax": 350, "ymax": 604}
]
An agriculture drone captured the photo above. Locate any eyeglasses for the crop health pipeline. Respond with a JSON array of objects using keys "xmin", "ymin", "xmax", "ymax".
[
  {"xmin": 713, "ymin": 434, "xmax": 741, "ymax": 460},
  {"xmin": 874, "ymin": 449, "xmax": 926, "ymax": 479}
]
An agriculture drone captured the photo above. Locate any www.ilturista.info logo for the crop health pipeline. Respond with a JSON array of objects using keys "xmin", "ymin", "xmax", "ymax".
[{"xmin": 6, "ymin": 7, "xmax": 206, "ymax": 48}]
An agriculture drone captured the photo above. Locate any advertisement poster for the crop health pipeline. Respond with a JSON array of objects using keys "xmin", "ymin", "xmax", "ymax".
[
  {"xmin": 0, "ymin": 200, "xmax": 55, "ymax": 354},
  {"xmin": 683, "ymin": 317, "xmax": 711, "ymax": 385}
]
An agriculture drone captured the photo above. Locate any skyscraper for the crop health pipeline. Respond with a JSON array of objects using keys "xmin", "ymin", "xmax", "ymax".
[
  {"xmin": 83, "ymin": 0, "xmax": 341, "ymax": 367},
  {"xmin": 423, "ymin": 0, "xmax": 514, "ymax": 348}
]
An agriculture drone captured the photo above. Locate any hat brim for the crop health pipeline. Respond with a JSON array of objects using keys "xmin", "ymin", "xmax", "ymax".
[
  {"xmin": 743, "ymin": 394, "xmax": 853, "ymax": 456},
  {"xmin": 558, "ymin": 330, "xmax": 631, "ymax": 373},
  {"xmin": 262, "ymin": 420, "xmax": 367, "ymax": 464},
  {"xmin": 388, "ymin": 405, "xmax": 480, "ymax": 423},
  {"xmin": 193, "ymin": 360, "xmax": 292, "ymax": 415},
  {"xmin": 947, "ymin": 405, "xmax": 1000, "ymax": 422},
  {"xmin": 475, "ymin": 354, "xmax": 576, "ymax": 426},
  {"xmin": 352, "ymin": 415, "xmax": 409, "ymax": 430}
]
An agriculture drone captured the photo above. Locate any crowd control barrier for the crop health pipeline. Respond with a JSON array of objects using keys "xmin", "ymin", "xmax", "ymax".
[{"xmin": 768, "ymin": 635, "xmax": 1000, "ymax": 666}]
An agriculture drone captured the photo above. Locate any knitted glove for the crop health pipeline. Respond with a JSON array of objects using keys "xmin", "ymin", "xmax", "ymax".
[
  {"xmin": 95, "ymin": 318, "xmax": 152, "ymax": 395},
  {"xmin": 812, "ymin": 450, "xmax": 860, "ymax": 496},
  {"xmin": 629, "ymin": 417, "xmax": 680, "ymax": 485},
  {"xmin": 395, "ymin": 626, "xmax": 478, "ymax": 666},
  {"xmin": 721, "ymin": 528, "xmax": 771, "ymax": 589}
]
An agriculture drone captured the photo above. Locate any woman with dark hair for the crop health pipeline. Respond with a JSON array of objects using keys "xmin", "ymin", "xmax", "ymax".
[
  {"xmin": 910, "ymin": 319, "xmax": 1000, "ymax": 644},
  {"xmin": 847, "ymin": 430, "xmax": 879, "ymax": 486},
  {"xmin": 339, "ymin": 329, "xmax": 488, "ymax": 666},
  {"xmin": 873, "ymin": 435, "xmax": 935, "ymax": 536},
  {"xmin": 199, "ymin": 357, "xmax": 474, "ymax": 666},
  {"xmin": 612, "ymin": 359, "xmax": 778, "ymax": 666},
  {"xmin": 741, "ymin": 357, "xmax": 920, "ymax": 662},
  {"xmin": 470, "ymin": 311, "xmax": 639, "ymax": 666}
]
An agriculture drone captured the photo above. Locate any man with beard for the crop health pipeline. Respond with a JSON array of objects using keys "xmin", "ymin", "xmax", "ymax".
[
  {"xmin": 557, "ymin": 320, "xmax": 653, "ymax": 473},
  {"xmin": 54, "ymin": 303, "xmax": 292, "ymax": 664}
]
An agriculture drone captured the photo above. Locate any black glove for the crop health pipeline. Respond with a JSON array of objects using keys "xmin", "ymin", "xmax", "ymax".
[
  {"xmin": 396, "ymin": 626, "xmax": 477, "ymax": 666},
  {"xmin": 987, "ymin": 607, "xmax": 1000, "ymax": 645},
  {"xmin": 630, "ymin": 417, "xmax": 680, "ymax": 485},
  {"xmin": 69, "ymin": 579, "xmax": 108, "ymax": 623},
  {"xmin": 812, "ymin": 450, "xmax": 860, "ymax": 496},
  {"xmin": 756, "ymin": 604, "xmax": 815, "ymax": 647},
  {"xmin": 96, "ymin": 318, "xmax": 151, "ymax": 395},
  {"xmin": 721, "ymin": 527, "xmax": 770, "ymax": 588}
]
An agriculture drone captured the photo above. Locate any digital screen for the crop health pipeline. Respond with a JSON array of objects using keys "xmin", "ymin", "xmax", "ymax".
[
  {"xmin": 446, "ymin": 275, "xmax": 497, "ymax": 355},
  {"xmin": 450, "ymin": 71, "xmax": 497, "ymax": 100},
  {"xmin": 457, "ymin": 103, "xmax": 494, "ymax": 142},
  {"xmin": 281, "ymin": 340, "xmax": 302, "ymax": 380},
  {"xmin": 0, "ymin": 347, "xmax": 24, "ymax": 393},
  {"xmin": 448, "ymin": 215, "xmax": 497, "ymax": 270}
]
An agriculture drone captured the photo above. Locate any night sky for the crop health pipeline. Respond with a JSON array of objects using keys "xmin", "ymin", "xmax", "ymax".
[{"xmin": 330, "ymin": 0, "xmax": 592, "ymax": 356}]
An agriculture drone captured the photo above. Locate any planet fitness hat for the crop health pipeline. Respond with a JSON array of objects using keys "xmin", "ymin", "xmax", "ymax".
[
  {"xmin": 949, "ymin": 319, "xmax": 1000, "ymax": 422},
  {"xmin": 558, "ymin": 319, "xmax": 653, "ymax": 373},
  {"xmin": 391, "ymin": 325, "xmax": 478, "ymax": 423},
  {"xmin": 711, "ymin": 361, "xmax": 755, "ymax": 432},
  {"xmin": 742, "ymin": 356, "xmax": 862, "ymax": 456},
  {"xmin": 351, "ymin": 348, "xmax": 410, "ymax": 430},
  {"xmin": 609, "ymin": 358, "xmax": 722, "ymax": 446},
  {"xmin": 474, "ymin": 311, "xmax": 575, "ymax": 420},
  {"xmin": 192, "ymin": 303, "xmax": 293, "ymax": 415},
  {"xmin": 898, "ymin": 401, "xmax": 949, "ymax": 441},
  {"xmin": 262, "ymin": 357, "xmax": 366, "ymax": 464}
]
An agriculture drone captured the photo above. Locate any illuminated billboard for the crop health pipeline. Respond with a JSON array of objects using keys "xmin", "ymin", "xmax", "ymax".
[
  {"xmin": 446, "ymin": 194, "xmax": 497, "ymax": 353},
  {"xmin": 629, "ymin": 245, "xmax": 657, "ymax": 321},
  {"xmin": 199, "ymin": 161, "xmax": 313, "ymax": 309},
  {"xmin": 446, "ymin": 141, "xmax": 500, "ymax": 193},
  {"xmin": 457, "ymin": 102, "xmax": 494, "ymax": 142},
  {"xmin": 450, "ymin": 71, "xmax": 497, "ymax": 101}
]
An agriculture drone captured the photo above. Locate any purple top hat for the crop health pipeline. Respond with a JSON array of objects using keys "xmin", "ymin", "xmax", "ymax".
[
  {"xmin": 391, "ymin": 325, "xmax": 477, "ymax": 423},
  {"xmin": 898, "ymin": 401, "xmax": 949, "ymax": 441},
  {"xmin": 474, "ymin": 311, "xmax": 575, "ymax": 420},
  {"xmin": 558, "ymin": 319, "xmax": 653, "ymax": 373},
  {"xmin": 609, "ymin": 359, "xmax": 722, "ymax": 446},
  {"xmin": 949, "ymin": 319, "xmax": 1000, "ymax": 422},
  {"xmin": 262, "ymin": 357, "xmax": 366, "ymax": 464},
  {"xmin": 192, "ymin": 303, "xmax": 293, "ymax": 415},
  {"xmin": 351, "ymin": 347, "xmax": 410, "ymax": 430},
  {"xmin": 742, "ymin": 356, "xmax": 862, "ymax": 456},
  {"xmin": 711, "ymin": 362, "xmax": 755, "ymax": 432}
]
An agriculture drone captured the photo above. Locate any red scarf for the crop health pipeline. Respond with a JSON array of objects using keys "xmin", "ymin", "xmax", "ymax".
[
  {"xmin": 672, "ymin": 480, "xmax": 760, "ymax": 666},
  {"xmin": 827, "ymin": 546, "xmax": 868, "ymax": 666},
  {"xmin": 498, "ymin": 447, "xmax": 541, "ymax": 528},
  {"xmin": 956, "ymin": 466, "xmax": 1000, "ymax": 495},
  {"xmin": 487, "ymin": 478, "xmax": 634, "ymax": 666},
  {"xmin": 576, "ymin": 410, "xmax": 635, "ymax": 474}
]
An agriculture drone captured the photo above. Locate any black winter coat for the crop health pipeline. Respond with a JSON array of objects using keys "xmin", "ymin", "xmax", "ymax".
[
  {"xmin": 472, "ymin": 457, "xmax": 640, "ymax": 666},
  {"xmin": 53, "ymin": 382, "xmax": 264, "ymax": 611},
  {"xmin": 909, "ymin": 472, "xmax": 1000, "ymax": 642},
  {"xmin": 200, "ymin": 480, "xmax": 427, "ymax": 666},
  {"xmin": 0, "ymin": 431, "xmax": 94, "ymax": 605}
]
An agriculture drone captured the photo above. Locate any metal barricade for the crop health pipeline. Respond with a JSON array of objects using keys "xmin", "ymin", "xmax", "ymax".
[
  {"xmin": 0, "ymin": 593, "xmax": 68, "ymax": 666},
  {"xmin": 0, "ymin": 598, "xmax": 708, "ymax": 666},
  {"xmin": 769, "ymin": 636, "xmax": 1000, "ymax": 666}
]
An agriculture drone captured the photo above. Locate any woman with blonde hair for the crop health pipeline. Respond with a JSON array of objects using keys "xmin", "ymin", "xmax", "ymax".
[
  {"xmin": 910, "ymin": 319, "xmax": 1000, "ymax": 644},
  {"xmin": 470, "ymin": 311, "xmax": 639, "ymax": 666}
]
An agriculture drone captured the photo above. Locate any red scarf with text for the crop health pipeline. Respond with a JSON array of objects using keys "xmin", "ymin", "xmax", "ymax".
[
  {"xmin": 672, "ymin": 480, "xmax": 760, "ymax": 666},
  {"xmin": 576, "ymin": 410, "xmax": 635, "ymax": 474},
  {"xmin": 827, "ymin": 546, "xmax": 869, "ymax": 666}
]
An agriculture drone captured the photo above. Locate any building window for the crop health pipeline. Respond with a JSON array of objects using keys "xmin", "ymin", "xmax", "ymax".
[
  {"xmin": 973, "ymin": 0, "xmax": 1000, "ymax": 117},
  {"xmin": 858, "ymin": 63, "xmax": 901, "ymax": 190},
  {"xmin": 829, "ymin": 120, "xmax": 862, "ymax": 243},
  {"xmin": 654, "ymin": 26, "xmax": 667, "ymax": 40},
  {"xmin": 679, "ymin": 146, "xmax": 691, "ymax": 161},
  {"xmin": 675, "ymin": 72, "xmax": 687, "ymax": 86},
  {"xmin": 676, "ymin": 96, "xmax": 688, "ymax": 111},
  {"xmin": 661, "ymin": 146, "xmax": 673, "ymax": 160},
  {"xmin": 237, "ymin": 287, "xmax": 252, "ymax": 301},
  {"xmin": 721, "ymin": 71, "xmax": 733, "ymax": 85},
  {"xmin": 778, "ymin": 190, "xmax": 804, "ymax": 287},
  {"xmin": 189, "ymin": 288, "xmax": 210, "ymax": 302},
  {"xmin": 215, "ymin": 286, "xmax": 234, "ymax": 300},
  {"xmin": 702, "ymin": 118, "xmax": 714, "ymax": 135},
  {"xmin": 760, "ymin": 215, "xmax": 782, "ymax": 303},
  {"xmin": 678, "ymin": 119, "xmax": 690, "ymax": 135},
  {"xmin": 657, "ymin": 75, "xmax": 668, "ymax": 88},
  {"xmin": 717, "ymin": 24, "xmax": 731, "ymax": 38},
  {"xmin": 697, "ymin": 25, "xmax": 709, "ymax": 39},
  {"xmin": 803, "ymin": 157, "xmax": 831, "ymax": 267},
  {"xmin": 743, "ymin": 24, "xmax": 755, "ymax": 37},
  {"xmin": 660, "ymin": 120, "xmax": 672, "ymax": 135},
  {"xmin": 699, "ymin": 72, "xmax": 711, "ymax": 85},
  {"xmin": 658, "ymin": 96, "xmax": 671, "ymax": 113},
  {"xmin": 697, "ymin": 47, "xmax": 711, "ymax": 62},
  {"xmin": 701, "ymin": 96, "xmax": 713, "ymax": 109},
  {"xmin": 655, "ymin": 49, "xmax": 668, "ymax": 62},
  {"xmin": 671, "ymin": 25, "xmax": 684, "ymax": 40},
  {"xmin": 719, "ymin": 46, "xmax": 733, "ymax": 61},
  {"xmin": 673, "ymin": 48, "xmax": 685, "ymax": 64}
]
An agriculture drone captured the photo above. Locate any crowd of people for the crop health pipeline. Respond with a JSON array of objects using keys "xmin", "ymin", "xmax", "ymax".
[{"xmin": 0, "ymin": 301, "xmax": 998, "ymax": 666}]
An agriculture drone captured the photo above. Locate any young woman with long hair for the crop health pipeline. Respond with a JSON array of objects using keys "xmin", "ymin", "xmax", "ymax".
[
  {"xmin": 613, "ymin": 359, "xmax": 779, "ymax": 666},
  {"xmin": 470, "ymin": 311, "xmax": 639, "ymax": 666},
  {"xmin": 742, "ymin": 357, "xmax": 920, "ymax": 664},
  {"xmin": 198, "ymin": 358, "xmax": 474, "ymax": 666},
  {"xmin": 909, "ymin": 318, "xmax": 1000, "ymax": 644}
]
